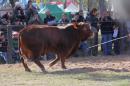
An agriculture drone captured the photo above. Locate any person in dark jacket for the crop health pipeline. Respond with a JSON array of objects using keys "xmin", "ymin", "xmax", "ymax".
[
  {"xmin": 1, "ymin": 12, "xmax": 11, "ymax": 25},
  {"xmin": 100, "ymin": 11, "xmax": 114, "ymax": 55},
  {"xmin": 25, "ymin": 0, "xmax": 40, "ymax": 24},
  {"xmin": 44, "ymin": 10, "xmax": 57, "ymax": 26},
  {"xmin": 13, "ymin": 2, "xmax": 26, "ymax": 25},
  {"xmin": 0, "ymin": 32, "xmax": 8, "ymax": 63},
  {"xmin": 72, "ymin": 11, "xmax": 85, "ymax": 23},
  {"xmin": 59, "ymin": 13, "xmax": 69, "ymax": 24},
  {"xmin": 78, "ymin": 10, "xmax": 85, "ymax": 22},
  {"xmin": 86, "ymin": 8, "xmax": 99, "ymax": 56}
]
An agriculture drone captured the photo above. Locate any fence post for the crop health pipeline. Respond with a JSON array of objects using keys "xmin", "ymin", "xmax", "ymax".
[{"xmin": 7, "ymin": 25, "xmax": 13, "ymax": 64}]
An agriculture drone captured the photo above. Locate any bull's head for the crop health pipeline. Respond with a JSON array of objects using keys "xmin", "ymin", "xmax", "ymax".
[{"xmin": 75, "ymin": 22, "xmax": 96, "ymax": 41}]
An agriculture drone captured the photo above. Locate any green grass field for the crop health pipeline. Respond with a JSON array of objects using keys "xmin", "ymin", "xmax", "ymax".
[{"xmin": 0, "ymin": 56, "xmax": 130, "ymax": 86}]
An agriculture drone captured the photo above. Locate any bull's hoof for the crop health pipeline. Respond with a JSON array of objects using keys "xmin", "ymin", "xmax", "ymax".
[
  {"xmin": 25, "ymin": 69, "xmax": 32, "ymax": 72},
  {"xmin": 42, "ymin": 70, "xmax": 48, "ymax": 74},
  {"xmin": 41, "ymin": 69, "xmax": 47, "ymax": 73},
  {"xmin": 62, "ymin": 68, "xmax": 70, "ymax": 71},
  {"xmin": 49, "ymin": 63, "xmax": 54, "ymax": 67},
  {"xmin": 62, "ymin": 66, "xmax": 67, "ymax": 70}
]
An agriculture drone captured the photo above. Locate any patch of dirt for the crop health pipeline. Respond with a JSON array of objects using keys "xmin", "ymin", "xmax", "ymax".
[{"xmin": 0, "ymin": 55, "xmax": 130, "ymax": 73}]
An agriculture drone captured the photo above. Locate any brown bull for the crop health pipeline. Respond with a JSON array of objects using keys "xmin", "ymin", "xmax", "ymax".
[{"xmin": 19, "ymin": 23, "xmax": 93, "ymax": 72}]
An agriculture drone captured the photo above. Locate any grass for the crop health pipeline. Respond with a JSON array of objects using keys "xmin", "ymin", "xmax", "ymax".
[
  {"xmin": 0, "ymin": 68, "xmax": 130, "ymax": 86},
  {"xmin": 1, "ymin": 69, "xmax": 130, "ymax": 86},
  {"xmin": 0, "ymin": 57, "xmax": 130, "ymax": 86}
]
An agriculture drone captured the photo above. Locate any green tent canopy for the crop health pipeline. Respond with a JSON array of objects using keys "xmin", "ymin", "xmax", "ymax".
[{"xmin": 39, "ymin": 4, "xmax": 66, "ymax": 22}]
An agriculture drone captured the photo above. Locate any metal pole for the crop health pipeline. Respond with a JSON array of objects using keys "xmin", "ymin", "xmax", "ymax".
[
  {"xmin": 64, "ymin": 0, "xmax": 67, "ymax": 9},
  {"xmin": 7, "ymin": 25, "xmax": 13, "ymax": 64}
]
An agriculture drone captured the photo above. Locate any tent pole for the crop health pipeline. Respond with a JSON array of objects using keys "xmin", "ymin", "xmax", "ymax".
[
  {"xmin": 79, "ymin": 0, "xmax": 83, "ymax": 10},
  {"xmin": 64, "ymin": 0, "xmax": 67, "ymax": 9}
]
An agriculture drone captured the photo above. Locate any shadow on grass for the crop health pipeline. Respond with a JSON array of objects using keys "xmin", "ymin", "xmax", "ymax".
[
  {"xmin": 49, "ymin": 67, "xmax": 129, "ymax": 75},
  {"xmin": 85, "ymin": 72, "xmax": 130, "ymax": 82},
  {"xmin": 46, "ymin": 67, "xmax": 130, "ymax": 82},
  {"xmin": 29, "ymin": 67, "xmax": 130, "ymax": 82}
]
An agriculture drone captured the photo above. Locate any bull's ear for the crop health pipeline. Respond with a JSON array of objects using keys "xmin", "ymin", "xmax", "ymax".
[
  {"xmin": 78, "ymin": 22, "xmax": 85, "ymax": 29},
  {"xmin": 72, "ymin": 22, "xmax": 78, "ymax": 29},
  {"xmin": 78, "ymin": 22, "xmax": 85, "ymax": 25},
  {"xmin": 78, "ymin": 22, "xmax": 84, "ymax": 26}
]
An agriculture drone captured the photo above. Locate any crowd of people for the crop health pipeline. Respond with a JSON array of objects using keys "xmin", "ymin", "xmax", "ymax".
[{"xmin": 0, "ymin": 0, "xmax": 126, "ymax": 64}]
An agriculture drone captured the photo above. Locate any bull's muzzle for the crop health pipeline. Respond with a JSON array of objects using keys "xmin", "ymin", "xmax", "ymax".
[
  {"xmin": 91, "ymin": 26, "xmax": 98, "ymax": 33},
  {"xmin": 89, "ymin": 33, "xmax": 94, "ymax": 39},
  {"xmin": 89, "ymin": 26, "xmax": 97, "ymax": 39}
]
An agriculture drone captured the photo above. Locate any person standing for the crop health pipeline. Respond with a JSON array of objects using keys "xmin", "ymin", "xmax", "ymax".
[
  {"xmin": 86, "ymin": 8, "xmax": 99, "ymax": 56},
  {"xmin": 113, "ymin": 22, "xmax": 120, "ymax": 55},
  {"xmin": 12, "ymin": 31, "xmax": 20, "ymax": 63},
  {"xmin": 0, "ymin": 32, "xmax": 8, "ymax": 63},
  {"xmin": 100, "ymin": 11, "xmax": 114, "ymax": 55}
]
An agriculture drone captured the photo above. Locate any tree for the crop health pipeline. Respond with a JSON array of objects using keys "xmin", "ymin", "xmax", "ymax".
[
  {"xmin": 88, "ymin": 0, "xmax": 99, "ymax": 11},
  {"xmin": 99, "ymin": 0, "xmax": 107, "ymax": 16},
  {"xmin": 79, "ymin": 0, "xmax": 83, "ymax": 10},
  {"xmin": 9, "ymin": 0, "xmax": 16, "ymax": 8}
]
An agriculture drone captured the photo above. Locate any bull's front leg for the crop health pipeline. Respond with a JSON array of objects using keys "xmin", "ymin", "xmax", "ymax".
[
  {"xmin": 21, "ymin": 58, "xmax": 31, "ymax": 72},
  {"xmin": 34, "ymin": 59, "xmax": 47, "ymax": 73}
]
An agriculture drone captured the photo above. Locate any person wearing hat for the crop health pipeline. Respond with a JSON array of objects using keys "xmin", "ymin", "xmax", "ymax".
[{"xmin": 86, "ymin": 8, "xmax": 99, "ymax": 56}]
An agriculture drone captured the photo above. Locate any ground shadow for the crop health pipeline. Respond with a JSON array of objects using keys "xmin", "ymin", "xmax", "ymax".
[
  {"xmin": 29, "ymin": 67, "xmax": 130, "ymax": 82},
  {"xmin": 49, "ymin": 67, "xmax": 129, "ymax": 75},
  {"xmin": 48, "ymin": 67, "xmax": 130, "ymax": 82}
]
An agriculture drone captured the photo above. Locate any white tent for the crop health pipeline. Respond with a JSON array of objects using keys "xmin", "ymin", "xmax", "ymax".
[
  {"xmin": 65, "ymin": 3, "xmax": 79, "ymax": 13},
  {"xmin": 58, "ymin": 4, "xmax": 64, "ymax": 11}
]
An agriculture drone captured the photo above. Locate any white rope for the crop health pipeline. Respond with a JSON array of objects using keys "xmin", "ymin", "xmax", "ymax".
[{"xmin": 87, "ymin": 35, "xmax": 129, "ymax": 49}]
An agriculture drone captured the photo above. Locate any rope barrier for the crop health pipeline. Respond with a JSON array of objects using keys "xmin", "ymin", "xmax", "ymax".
[{"xmin": 87, "ymin": 35, "xmax": 129, "ymax": 49}]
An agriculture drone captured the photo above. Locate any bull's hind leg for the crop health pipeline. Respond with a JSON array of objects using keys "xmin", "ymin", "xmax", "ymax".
[
  {"xmin": 49, "ymin": 55, "xmax": 60, "ymax": 67},
  {"xmin": 21, "ymin": 58, "xmax": 31, "ymax": 72},
  {"xmin": 61, "ymin": 56, "xmax": 67, "ymax": 69},
  {"xmin": 49, "ymin": 54, "xmax": 66, "ymax": 69},
  {"xmin": 34, "ymin": 59, "xmax": 46, "ymax": 73}
]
